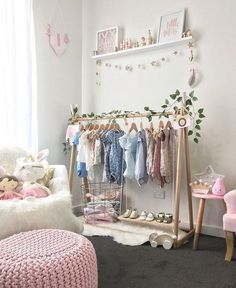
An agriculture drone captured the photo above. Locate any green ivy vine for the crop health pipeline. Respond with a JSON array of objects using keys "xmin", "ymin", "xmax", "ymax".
[{"xmin": 144, "ymin": 90, "xmax": 205, "ymax": 143}]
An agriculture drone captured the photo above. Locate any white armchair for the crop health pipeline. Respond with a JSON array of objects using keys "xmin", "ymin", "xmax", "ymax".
[{"xmin": 0, "ymin": 147, "xmax": 83, "ymax": 240}]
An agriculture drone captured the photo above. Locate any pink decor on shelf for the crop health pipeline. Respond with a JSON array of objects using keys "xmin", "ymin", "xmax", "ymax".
[{"xmin": 0, "ymin": 229, "xmax": 98, "ymax": 288}]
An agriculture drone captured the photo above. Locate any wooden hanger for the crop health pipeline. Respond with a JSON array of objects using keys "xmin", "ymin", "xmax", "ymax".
[
  {"xmin": 140, "ymin": 118, "xmax": 143, "ymax": 130},
  {"xmin": 104, "ymin": 122, "xmax": 110, "ymax": 130},
  {"xmin": 129, "ymin": 121, "xmax": 138, "ymax": 134},
  {"xmin": 88, "ymin": 123, "xmax": 94, "ymax": 131},
  {"xmin": 98, "ymin": 123, "xmax": 105, "ymax": 131},
  {"xmin": 79, "ymin": 124, "xmax": 85, "ymax": 131},
  {"xmin": 149, "ymin": 121, "xmax": 154, "ymax": 131},
  {"xmin": 114, "ymin": 122, "xmax": 121, "ymax": 131},
  {"xmin": 158, "ymin": 120, "xmax": 164, "ymax": 130},
  {"xmin": 165, "ymin": 120, "xmax": 172, "ymax": 129},
  {"xmin": 108, "ymin": 121, "xmax": 115, "ymax": 130}
]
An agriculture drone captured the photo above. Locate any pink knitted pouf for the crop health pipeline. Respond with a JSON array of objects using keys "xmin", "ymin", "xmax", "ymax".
[{"xmin": 0, "ymin": 229, "xmax": 98, "ymax": 288}]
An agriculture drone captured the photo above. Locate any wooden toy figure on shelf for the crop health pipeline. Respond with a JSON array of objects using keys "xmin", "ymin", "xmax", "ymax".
[
  {"xmin": 140, "ymin": 37, "xmax": 146, "ymax": 46},
  {"xmin": 147, "ymin": 30, "xmax": 154, "ymax": 45}
]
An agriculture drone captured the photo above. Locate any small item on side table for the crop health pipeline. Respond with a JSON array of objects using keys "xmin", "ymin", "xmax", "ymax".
[
  {"xmin": 212, "ymin": 176, "xmax": 226, "ymax": 196},
  {"xmin": 189, "ymin": 181, "xmax": 212, "ymax": 194}
]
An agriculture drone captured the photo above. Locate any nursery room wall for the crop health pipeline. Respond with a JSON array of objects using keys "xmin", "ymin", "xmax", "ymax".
[
  {"xmin": 33, "ymin": 0, "xmax": 82, "ymax": 203},
  {"xmin": 33, "ymin": 0, "xmax": 82, "ymax": 164},
  {"xmin": 82, "ymin": 0, "xmax": 236, "ymax": 236}
]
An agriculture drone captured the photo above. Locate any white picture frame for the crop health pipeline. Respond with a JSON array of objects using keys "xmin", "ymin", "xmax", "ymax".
[
  {"xmin": 158, "ymin": 9, "xmax": 185, "ymax": 44},
  {"xmin": 96, "ymin": 26, "xmax": 119, "ymax": 55}
]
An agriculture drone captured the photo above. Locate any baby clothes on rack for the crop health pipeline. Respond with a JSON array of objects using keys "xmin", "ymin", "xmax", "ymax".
[
  {"xmin": 102, "ymin": 130, "xmax": 125, "ymax": 185},
  {"xmin": 146, "ymin": 130, "xmax": 155, "ymax": 178},
  {"xmin": 135, "ymin": 129, "xmax": 149, "ymax": 185},
  {"xmin": 119, "ymin": 133, "xmax": 138, "ymax": 180},
  {"xmin": 160, "ymin": 128, "xmax": 169, "ymax": 181},
  {"xmin": 151, "ymin": 130, "xmax": 165, "ymax": 187}
]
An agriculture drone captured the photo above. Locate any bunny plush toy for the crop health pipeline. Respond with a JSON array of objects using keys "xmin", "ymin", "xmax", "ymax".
[{"xmin": 14, "ymin": 149, "xmax": 51, "ymax": 199}]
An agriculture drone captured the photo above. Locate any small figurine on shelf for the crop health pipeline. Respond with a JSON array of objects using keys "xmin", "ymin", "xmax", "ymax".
[
  {"xmin": 125, "ymin": 39, "xmax": 129, "ymax": 49},
  {"xmin": 147, "ymin": 30, "xmax": 154, "ymax": 45},
  {"xmin": 122, "ymin": 39, "xmax": 126, "ymax": 50},
  {"xmin": 186, "ymin": 29, "xmax": 192, "ymax": 37},
  {"xmin": 128, "ymin": 38, "xmax": 133, "ymax": 49},
  {"xmin": 182, "ymin": 29, "xmax": 192, "ymax": 38},
  {"xmin": 140, "ymin": 36, "xmax": 146, "ymax": 46}
]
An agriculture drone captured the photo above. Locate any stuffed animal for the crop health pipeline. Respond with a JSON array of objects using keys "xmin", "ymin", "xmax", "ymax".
[
  {"xmin": 0, "ymin": 175, "xmax": 23, "ymax": 200},
  {"xmin": 14, "ymin": 161, "xmax": 51, "ymax": 199},
  {"xmin": 212, "ymin": 177, "xmax": 226, "ymax": 196}
]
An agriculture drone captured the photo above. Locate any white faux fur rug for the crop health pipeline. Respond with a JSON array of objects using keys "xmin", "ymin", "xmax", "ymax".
[{"xmin": 82, "ymin": 220, "xmax": 187, "ymax": 246}]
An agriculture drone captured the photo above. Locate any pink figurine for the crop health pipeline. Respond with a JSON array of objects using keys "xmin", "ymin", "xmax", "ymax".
[{"xmin": 212, "ymin": 177, "xmax": 226, "ymax": 196}]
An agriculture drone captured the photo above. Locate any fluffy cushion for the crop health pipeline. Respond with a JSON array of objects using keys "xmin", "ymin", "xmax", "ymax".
[{"xmin": 0, "ymin": 153, "xmax": 83, "ymax": 239}]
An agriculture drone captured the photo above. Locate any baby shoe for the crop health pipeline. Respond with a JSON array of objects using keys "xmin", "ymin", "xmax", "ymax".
[
  {"xmin": 163, "ymin": 213, "xmax": 173, "ymax": 224},
  {"xmin": 156, "ymin": 212, "xmax": 165, "ymax": 223},
  {"xmin": 146, "ymin": 212, "xmax": 155, "ymax": 222},
  {"xmin": 138, "ymin": 211, "xmax": 147, "ymax": 221},
  {"xmin": 129, "ymin": 208, "xmax": 139, "ymax": 219},
  {"xmin": 122, "ymin": 208, "xmax": 132, "ymax": 218}
]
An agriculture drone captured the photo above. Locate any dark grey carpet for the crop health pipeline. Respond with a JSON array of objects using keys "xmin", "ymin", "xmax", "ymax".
[{"xmin": 87, "ymin": 235, "xmax": 236, "ymax": 288}]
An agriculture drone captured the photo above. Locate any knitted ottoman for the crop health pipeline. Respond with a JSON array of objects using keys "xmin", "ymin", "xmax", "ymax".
[{"xmin": 0, "ymin": 229, "xmax": 98, "ymax": 288}]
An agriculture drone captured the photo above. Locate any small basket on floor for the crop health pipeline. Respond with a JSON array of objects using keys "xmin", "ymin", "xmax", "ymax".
[{"xmin": 81, "ymin": 182, "xmax": 123, "ymax": 224}]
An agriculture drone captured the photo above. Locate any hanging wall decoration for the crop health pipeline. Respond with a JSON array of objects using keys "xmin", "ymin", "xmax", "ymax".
[
  {"xmin": 46, "ymin": 0, "xmax": 69, "ymax": 57},
  {"xmin": 95, "ymin": 46, "xmax": 182, "ymax": 73}
]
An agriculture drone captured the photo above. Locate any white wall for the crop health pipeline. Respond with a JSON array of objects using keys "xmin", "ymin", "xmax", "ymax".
[
  {"xmin": 33, "ymin": 0, "xmax": 82, "ymax": 164},
  {"xmin": 82, "ymin": 0, "xmax": 236, "ymax": 237},
  {"xmin": 33, "ymin": 0, "xmax": 82, "ymax": 205}
]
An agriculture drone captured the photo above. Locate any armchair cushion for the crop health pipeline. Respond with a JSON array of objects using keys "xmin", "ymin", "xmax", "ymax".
[
  {"xmin": 224, "ymin": 189, "xmax": 236, "ymax": 214},
  {"xmin": 223, "ymin": 214, "xmax": 236, "ymax": 232}
]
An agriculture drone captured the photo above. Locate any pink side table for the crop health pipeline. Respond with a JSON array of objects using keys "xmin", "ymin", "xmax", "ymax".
[{"xmin": 192, "ymin": 193, "xmax": 225, "ymax": 250}]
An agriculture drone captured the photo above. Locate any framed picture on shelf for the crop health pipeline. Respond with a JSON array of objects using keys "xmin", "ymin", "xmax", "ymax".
[
  {"xmin": 158, "ymin": 9, "xmax": 185, "ymax": 44},
  {"xmin": 96, "ymin": 26, "xmax": 119, "ymax": 55}
]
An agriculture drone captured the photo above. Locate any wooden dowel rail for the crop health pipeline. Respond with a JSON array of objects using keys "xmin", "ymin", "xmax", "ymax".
[{"xmin": 72, "ymin": 111, "xmax": 173, "ymax": 123}]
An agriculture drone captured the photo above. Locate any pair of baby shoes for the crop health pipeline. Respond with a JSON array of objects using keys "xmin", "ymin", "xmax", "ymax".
[
  {"xmin": 156, "ymin": 212, "xmax": 173, "ymax": 223},
  {"xmin": 138, "ymin": 211, "xmax": 155, "ymax": 222},
  {"xmin": 122, "ymin": 208, "xmax": 139, "ymax": 219}
]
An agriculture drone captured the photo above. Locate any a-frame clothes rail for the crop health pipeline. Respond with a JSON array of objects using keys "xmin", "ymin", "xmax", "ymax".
[{"xmin": 68, "ymin": 108, "xmax": 194, "ymax": 248}]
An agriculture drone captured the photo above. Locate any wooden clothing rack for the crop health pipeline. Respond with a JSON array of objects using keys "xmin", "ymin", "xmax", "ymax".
[{"xmin": 68, "ymin": 108, "xmax": 194, "ymax": 248}]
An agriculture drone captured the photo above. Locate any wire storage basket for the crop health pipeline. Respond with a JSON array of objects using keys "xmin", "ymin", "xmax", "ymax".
[{"xmin": 81, "ymin": 182, "xmax": 123, "ymax": 224}]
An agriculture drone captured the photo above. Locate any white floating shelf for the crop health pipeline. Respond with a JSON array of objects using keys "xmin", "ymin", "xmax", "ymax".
[{"xmin": 92, "ymin": 36, "xmax": 192, "ymax": 60}]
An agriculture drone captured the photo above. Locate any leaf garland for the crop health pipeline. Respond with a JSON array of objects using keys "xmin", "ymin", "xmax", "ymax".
[{"xmin": 159, "ymin": 90, "xmax": 205, "ymax": 143}]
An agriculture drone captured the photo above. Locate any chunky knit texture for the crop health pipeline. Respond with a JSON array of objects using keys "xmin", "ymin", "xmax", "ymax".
[{"xmin": 0, "ymin": 229, "xmax": 98, "ymax": 288}]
